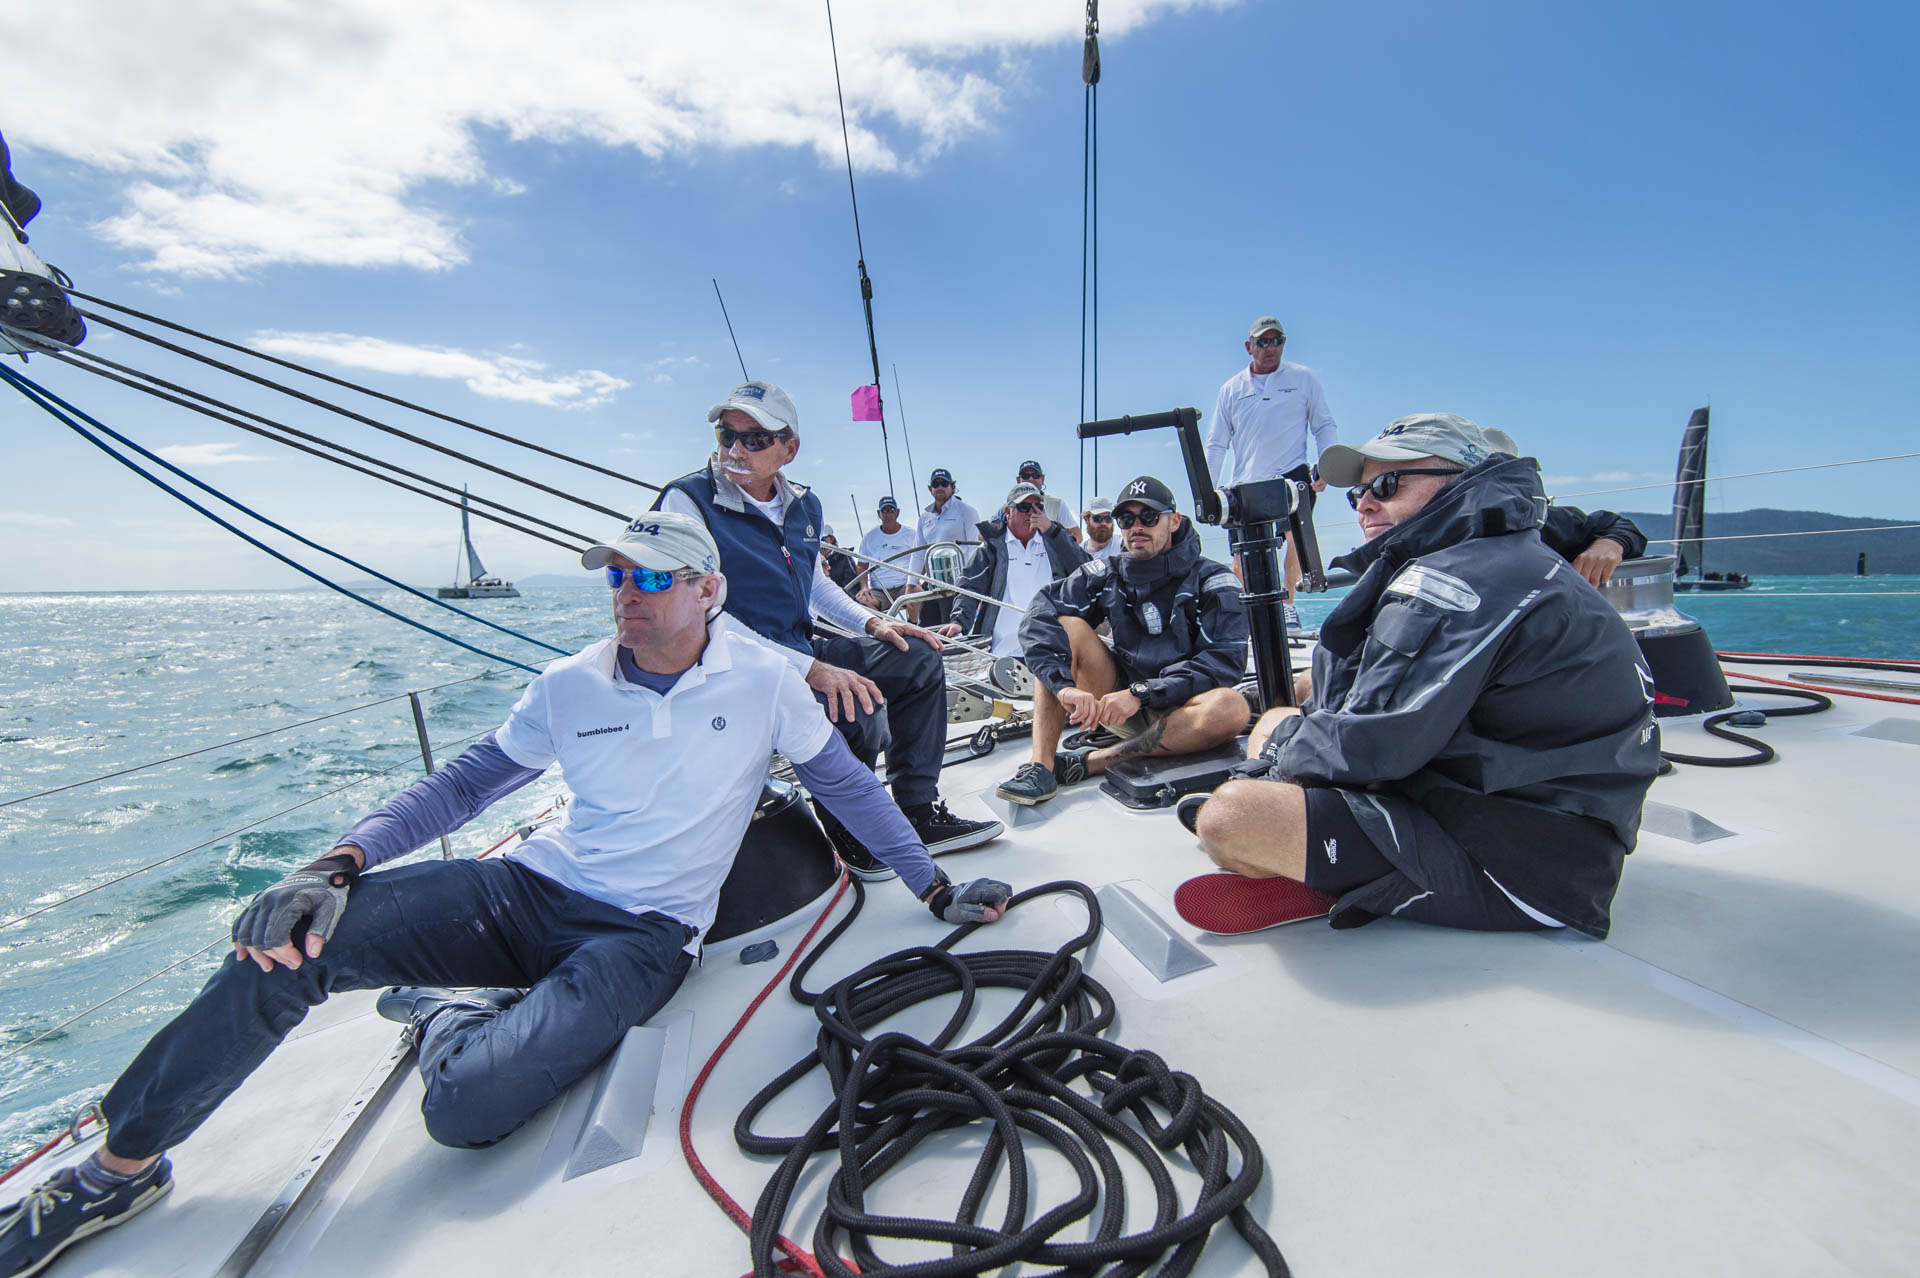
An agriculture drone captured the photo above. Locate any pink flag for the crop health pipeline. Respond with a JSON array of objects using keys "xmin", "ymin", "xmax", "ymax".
[{"xmin": 850, "ymin": 384, "xmax": 882, "ymax": 422}]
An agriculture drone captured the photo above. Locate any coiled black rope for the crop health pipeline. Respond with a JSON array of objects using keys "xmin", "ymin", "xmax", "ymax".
[
  {"xmin": 1660, "ymin": 685, "xmax": 1833, "ymax": 768},
  {"xmin": 736, "ymin": 880, "xmax": 1288, "ymax": 1277}
]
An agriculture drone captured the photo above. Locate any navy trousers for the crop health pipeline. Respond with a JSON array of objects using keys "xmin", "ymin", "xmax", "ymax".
[
  {"xmin": 812, "ymin": 632, "xmax": 944, "ymax": 810},
  {"xmin": 102, "ymin": 857, "xmax": 694, "ymax": 1156}
]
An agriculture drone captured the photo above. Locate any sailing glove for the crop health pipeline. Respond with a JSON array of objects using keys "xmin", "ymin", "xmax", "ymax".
[
  {"xmin": 232, "ymin": 851, "xmax": 359, "ymax": 953},
  {"xmin": 925, "ymin": 874, "xmax": 1013, "ymax": 925}
]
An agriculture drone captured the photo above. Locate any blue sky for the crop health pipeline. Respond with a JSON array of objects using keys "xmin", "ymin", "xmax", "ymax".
[{"xmin": 1, "ymin": 0, "xmax": 1915, "ymax": 591}]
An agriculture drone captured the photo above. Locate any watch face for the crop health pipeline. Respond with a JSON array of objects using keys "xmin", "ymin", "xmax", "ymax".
[{"xmin": 1130, "ymin": 682, "xmax": 1149, "ymax": 698}]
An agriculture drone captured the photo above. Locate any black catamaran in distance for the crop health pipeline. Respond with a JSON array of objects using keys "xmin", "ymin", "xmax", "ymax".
[
  {"xmin": 1671, "ymin": 406, "xmax": 1752, "ymax": 591},
  {"xmin": 434, "ymin": 487, "xmax": 519, "ymax": 599}
]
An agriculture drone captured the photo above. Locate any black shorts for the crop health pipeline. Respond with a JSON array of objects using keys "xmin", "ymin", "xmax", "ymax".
[{"xmin": 1300, "ymin": 787, "xmax": 1545, "ymax": 932}]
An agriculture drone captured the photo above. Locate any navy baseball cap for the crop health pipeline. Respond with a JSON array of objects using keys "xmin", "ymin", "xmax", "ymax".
[
  {"xmin": 929, "ymin": 468, "xmax": 954, "ymax": 485},
  {"xmin": 877, "ymin": 495, "xmax": 900, "ymax": 512}
]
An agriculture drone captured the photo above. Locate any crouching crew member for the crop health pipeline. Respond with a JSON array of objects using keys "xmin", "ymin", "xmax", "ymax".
[
  {"xmin": 0, "ymin": 512, "xmax": 1013, "ymax": 1278},
  {"xmin": 996, "ymin": 475, "xmax": 1252, "ymax": 805},
  {"xmin": 1188, "ymin": 413, "xmax": 1661, "ymax": 937}
]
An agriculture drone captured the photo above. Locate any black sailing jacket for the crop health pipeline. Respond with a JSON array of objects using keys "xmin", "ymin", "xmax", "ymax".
[
  {"xmin": 1020, "ymin": 519, "xmax": 1249, "ymax": 710},
  {"xmin": 1267, "ymin": 455, "xmax": 1662, "ymax": 937}
]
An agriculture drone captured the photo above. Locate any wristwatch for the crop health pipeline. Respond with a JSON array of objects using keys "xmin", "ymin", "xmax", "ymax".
[{"xmin": 1129, "ymin": 681, "xmax": 1151, "ymax": 702}]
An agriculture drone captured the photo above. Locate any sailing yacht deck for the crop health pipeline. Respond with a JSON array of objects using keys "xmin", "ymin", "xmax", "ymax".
[{"xmin": 15, "ymin": 656, "xmax": 1920, "ymax": 1277}]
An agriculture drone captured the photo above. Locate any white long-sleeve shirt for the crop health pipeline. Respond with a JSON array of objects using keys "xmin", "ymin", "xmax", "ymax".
[
  {"xmin": 659, "ymin": 485, "xmax": 875, "ymax": 675},
  {"xmin": 1204, "ymin": 361, "xmax": 1340, "ymax": 487}
]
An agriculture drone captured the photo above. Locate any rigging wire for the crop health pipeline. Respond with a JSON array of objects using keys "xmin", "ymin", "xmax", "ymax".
[
  {"xmin": 7, "ymin": 363, "xmax": 571, "ymax": 659},
  {"xmin": 0, "ymin": 726, "xmax": 495, "ymax": 933},
  {"xmin": 74, "ymin": 308, "xmax": 637, "ymax": 521},
  {"xmin": 823, "ymin": 0, "xmax": 897, "ymax": 500},
  {"xmin": 0, "ymin": 937, "xmax": 231, "ymax": 1068},
  {"xmin": 1078, "ymin": 1, "xmax": 1101, "ymax": 508},
  {"xmin": 2, "ymin": 365, "xmax": 543, "ymax": 674},
  {"xmin": 68, "ymin": 289, "xmax": 664, "ymax": 493},
  {"xmin": 38, "ymin": 342, "xmax": 592, "ymax": 552},
  {"xmin": 0, "ymin": 673, "xmax": 494, "ymax": 810},
  {"xmin": 891, "ymin": 363, "xmax": 918, "ymax": 496},
  {"xmin": 1554, "ymin": 449, "xmax": 1920, "ymax": 502},
  {"xmin": 1646, "ymin": 524, "xmax": 1920, "ymax": 544},
  {"xmin": 712, "ymin": 277, "xmax": 750, "ymax": 381}
]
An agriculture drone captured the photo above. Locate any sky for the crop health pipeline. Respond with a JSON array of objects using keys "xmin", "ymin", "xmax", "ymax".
[{"xmin": 1, "ymin": 0, "xmax": 1916, "ymax": 593}]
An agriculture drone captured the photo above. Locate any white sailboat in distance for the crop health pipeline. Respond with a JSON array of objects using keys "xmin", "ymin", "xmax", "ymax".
[{"xmin": 435, "ymin": 487, "xmax": 519, "ymax": 599}]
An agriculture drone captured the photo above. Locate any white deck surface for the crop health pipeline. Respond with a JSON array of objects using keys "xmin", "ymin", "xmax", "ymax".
[{"xmin": 16, "ymin": 657, "xmax": 1920, "ymax": 1276}]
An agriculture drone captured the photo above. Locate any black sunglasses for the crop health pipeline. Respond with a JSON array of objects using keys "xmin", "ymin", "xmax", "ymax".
[
  {"xmin": 1345, "ymin": 468, "xmax": 1463, "ymax": 508},
  {"xmin": 1011, "ymin": 500, "xmax": 1043, "ymax": 515},
  {"xmin": 1086, "ymin": 514, "xmax": 1114, "ymax": 524},
  {"xmin": 929, "ymin": 479, "xmax": 953, "ymax": 488},
  {"xmin": 1113, "ymin": 508, "xmax": 1164, "ymax": 529},
  {"xmin": 1252, "ymin": 336, "xmax": 1283, "ymax": 349},
  {"xmin": 1018, "ymin": 471, "xmax": 1043, "ymax": 482},
  {"xmin": 716, "ymin": 426, "xmax": 789, "ymax": 452}
]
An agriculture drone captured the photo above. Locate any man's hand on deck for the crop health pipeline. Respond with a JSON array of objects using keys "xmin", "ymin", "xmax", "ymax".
[
  {"xmin": 1572, "ymin": 538, "xmax": 1625, "ymax": 586},
  {"xmin": 867, "ymin": 616, "xmax": 946, "ymax": 653},
  {"xmin": 807, "ymin": 660, "xmax": 884, "ymax": 722},
  {"xmin": 233, "ymin": 846, "xmax": 362, "ymax": 972}
]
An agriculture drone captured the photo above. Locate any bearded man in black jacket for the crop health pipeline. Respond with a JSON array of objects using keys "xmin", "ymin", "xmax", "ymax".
[{"xmin": 994, "ymin": 476, "xmax": 1253, "ymax": 805}]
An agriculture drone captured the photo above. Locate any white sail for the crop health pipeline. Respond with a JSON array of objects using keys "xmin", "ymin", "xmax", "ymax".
[{"xmin": 461, "ymin": 489, "xmax": 488, "ymax": 584}]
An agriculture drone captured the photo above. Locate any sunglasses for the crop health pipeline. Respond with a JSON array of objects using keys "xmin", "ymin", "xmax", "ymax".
[
  {"xmin": 1011, "ymin": 501, "xmax": 1044, "ymax": 515},
  {"xmin": 1114, "ymin": 508, "xmax": 1164, "ymax": 529},
  {"xmin": 716, "ymin": 426, "xmax": 789, "ymax": 452},
  {"xmin": 929, "ymin": 479, "xmax": 953, "ymax": 488},
  {"xmin": 605, "ymin": 565, "xmax": 694, "ymax": 592},
  {"xmin": 1086, "ymin": 514, "xmax": 1113, "ymax": 525},
  {"xmin": 1018, "ymin": 472, "xmax": 1043, "ymax": 482},
  {"xmin": 1252, "ymin": 336, "xmax": 1283, "ymax": 349},
  {"xmin": 1345, "ymin": 468, "xmax": 1463, "ymax": 508}
]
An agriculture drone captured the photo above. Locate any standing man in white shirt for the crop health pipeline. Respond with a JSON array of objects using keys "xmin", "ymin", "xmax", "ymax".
[
  {"xmin": 939, "ymin": 482, "xmax": 1090, "ymax": 657},
  {"xmin": 914, "ymin": 467, "xmax": 979, "ymax": 628},
  {"xmin": 854, "ymin": 496, "xmax": 921, "ymax": 617},
  {"xmin": 1205, "ymin": 316, "xmax": 1338, "ymax": 624},
  {"xmin": 1014, "ymin": 460, "xmax": 1082, "ymax": 545},
  {"xmin": 656, "ymin": 382, "xmax": 1001, "ymax": 869}
]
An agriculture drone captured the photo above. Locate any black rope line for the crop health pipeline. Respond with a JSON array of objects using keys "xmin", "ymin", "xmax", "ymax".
[
  {"xmin": 737, "ymin": 880, "xmax": 1288, "ymax": 1277},
  {"xmin": 2, "ymin": 365, "xmax": 543, "ymax": 674},
  {"xmin": 75, "ymin": 308, "xmax": 635, "ymax": 520},
  {"xmin": 19, "ymin": 358, "xmax": 572, "ymax": 660},
  {"xmin": 1659, "ymin": 685, "xmax": 1833, "ymax": 768},
  {"xmin": 43, "ymin": 344, "xmax": 591, "ymax": 552},
  {"xmin": 67, "ymin": 288, "xmax": 663, "ymax": 493}
]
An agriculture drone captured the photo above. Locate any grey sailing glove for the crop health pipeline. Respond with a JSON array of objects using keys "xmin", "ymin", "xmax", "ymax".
[
  {"xmin": 925, "ymin": 874, "xmax": 1013, "ymax": 924},
  {"xmin": 233, "ymin": 850, "xmax": 359, "ymax": 954}
]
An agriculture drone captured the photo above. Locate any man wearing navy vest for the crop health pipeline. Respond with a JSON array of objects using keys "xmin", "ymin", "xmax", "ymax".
[{"xmin": 658, "ymin": 381, "xmax": 1001, "ymax": 872}]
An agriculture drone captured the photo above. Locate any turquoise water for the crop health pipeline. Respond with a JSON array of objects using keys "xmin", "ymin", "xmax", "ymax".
[{"xmin": 2, "ymin": 578, "xmax": 1916, "ymax": 1165}]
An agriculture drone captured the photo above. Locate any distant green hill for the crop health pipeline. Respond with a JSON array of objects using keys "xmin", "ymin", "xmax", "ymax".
[{"xmin": 1614, "ymin": 508, "xmax": 1918, "ymax": 575}]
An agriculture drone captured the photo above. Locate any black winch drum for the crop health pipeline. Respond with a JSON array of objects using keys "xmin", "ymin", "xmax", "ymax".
[
  {"xmin": 707, "ymin": 777, "xmax": 841, "ymax": 944},
  {"xmin": 1598, "ymin": 555, "xmax": 1734, "ymax": 718}
]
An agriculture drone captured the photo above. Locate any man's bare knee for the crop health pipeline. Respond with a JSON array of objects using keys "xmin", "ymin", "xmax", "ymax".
[{"xmin": 1195, "ymin": 778, "xmax": 1306, "ymax": 880}]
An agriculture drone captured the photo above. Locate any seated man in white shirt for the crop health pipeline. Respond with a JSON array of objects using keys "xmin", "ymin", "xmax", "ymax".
[
  {"xmin": 853, "ymin": 495, "xmax": 921, "ymax": 619},
  {"xmin": 939, "ymin": 482, "xmax": 1091, "ymax": 658},
  {"xmin": 1, "ymin": 512, "xmax": 1014, "ymax": 1278}
]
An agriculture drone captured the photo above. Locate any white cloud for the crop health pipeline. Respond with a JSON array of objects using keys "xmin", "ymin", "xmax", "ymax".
[
  {"xmin": 154, "ymin": 442, "xmax": 268, "ymax": 465},
  {"xmin": 3, "ymin": 0, "xmax": 1225, "ymax": 276},
  {"xmin": 248, "ymin": 330, "xmax": 629, "ymax": 409},
  {"xmin": 0, "ymin": 512, "xmax": 76, "ymax": 529}
]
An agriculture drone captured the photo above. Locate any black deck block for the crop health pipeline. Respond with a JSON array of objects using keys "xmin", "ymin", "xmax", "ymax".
[{"xmin": 1099, "ymin": 740, "xmax": 1247, "ymax": 810}]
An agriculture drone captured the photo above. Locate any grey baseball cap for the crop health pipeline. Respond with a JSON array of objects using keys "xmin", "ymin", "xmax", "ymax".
[
  {"xmin": 581, "ymin": 510, "xmax": 721, "ymax": 574},
  {"xmin": 1084, "ymin": 496, "xmax": 1115, "ymax": 516},
  {"xmin": 707, "ymin": 380, "xmax": 799, "ymax": 437},
  {"xmin": 1005, "ymin": 481, "xmax": 1043, "ymax": 508},
  {"xmin": 1248, "ymin": 316, "xmax": 1285, "ymax": 339},
  {"xmin": 1317, "ymin": 413, "xmax": 1516, "ymax": 487}
]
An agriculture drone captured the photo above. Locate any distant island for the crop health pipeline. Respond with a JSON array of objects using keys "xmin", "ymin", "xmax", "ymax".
[{"xmin": 1614, "ymin": 508, "xmax": 1918, "ymax": 575}]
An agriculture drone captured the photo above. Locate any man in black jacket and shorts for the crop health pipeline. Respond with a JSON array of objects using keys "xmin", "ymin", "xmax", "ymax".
[{"xmin": 1186, "ymin": 414, "xmax": 1662, "ymax": 937}]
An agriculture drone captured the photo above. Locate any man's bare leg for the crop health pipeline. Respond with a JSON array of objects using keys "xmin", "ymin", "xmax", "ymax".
[
  {"xmin": 1194, "ymin": 776, "xmax": 1310, "ymax": 881},
  {"xmin": 1084, "ymin": 688, "xmax": 1250, "ymax": 776},
  {"xmin": 1283, "ymin": 529, "xmax": 1302, "ymax": 601},
  {"xmin": 1030, "ymin": 616, "xmax": 1118, "ymax": 771},
  {"xmin": 1246, "ymin": 705, "xmax": 1301, "ymax": 757}
]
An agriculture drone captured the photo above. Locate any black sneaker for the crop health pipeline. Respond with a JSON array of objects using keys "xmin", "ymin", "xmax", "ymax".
[
  {"xmin": 1176, "ymin": 792, "xmax": 1209, "ymax": 835},
  {"xmin": 812, "ymin": 801, "xmax": 898, "ymax": 882},
  {"xmin": 995, "ymin": 762, "xmax": 1058, "ymax": 806},
  {"xmin": 0, "ymin": 1157, "xmax": 174, "ymax": 1278},
  {"xmin": 904, "ymin": 800, "xmax": 1004, "ymax": 854},
  {"xmin": 376, "ymin": 986, "xmax": 523, "ymax": 1032}
]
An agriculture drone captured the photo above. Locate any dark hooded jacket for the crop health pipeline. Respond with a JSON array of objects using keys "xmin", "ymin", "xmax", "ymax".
[
  {"xmin": 952, "ymin": 514, "xmax": 1089, "ymax": 640},
  {"xmin": 1020, "ymin": 519, "xmax": 1249, "ymax": 710},
  {"xmin": 1541, "ymin": 505, "xmax": 1648, "ymax": 561},
  {"xmin": 1265, "ymin": 455, "xmax": 1661, "ymax": 938}
]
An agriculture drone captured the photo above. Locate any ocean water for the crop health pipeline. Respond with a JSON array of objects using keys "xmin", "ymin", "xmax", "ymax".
[{"xmin": 2, "ymin": 578, "xmax": 1916, "ymax": 1165}]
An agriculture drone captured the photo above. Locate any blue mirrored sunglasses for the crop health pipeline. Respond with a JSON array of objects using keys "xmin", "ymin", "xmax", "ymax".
[{"xmin": 605, "ymin": 565, "xmax": 687, "ymax": 591}]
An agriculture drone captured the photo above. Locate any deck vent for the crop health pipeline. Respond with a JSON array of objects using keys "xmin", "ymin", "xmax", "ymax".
[
  {"xmin": 1856, "ymin": 718, "xmax": 1920, "ymax": 747},
  {"xmin": 1096, "ymin": 883, "xmax": 1215, "ymax": 981},
  {"xmin": 1641, "ymin": 800, "xmax": 1735, "ymax": 845},
  {"xmin": 564, "ymin": 1024, "xmax": 667, "ymax": 1181}
]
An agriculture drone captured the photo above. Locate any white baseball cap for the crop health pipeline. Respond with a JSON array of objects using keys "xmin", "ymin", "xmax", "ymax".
[
  {"xmin": 581, "ymin": 510, "xmax": 721, "ymax": 574},
  {"xmin": 707, "ymin": 380, "xmax": 799, "ymax": 437}
]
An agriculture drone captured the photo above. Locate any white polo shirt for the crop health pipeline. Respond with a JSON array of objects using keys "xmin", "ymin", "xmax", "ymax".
[
  {"xmin": 495, "ymin": 616, "xmax": 833, "ymax": 946},
  {"xmin": 1204, "ymin": 360, "xmax": 1340, "ymax": 486},
  {"xmin": 858, "ymin": 524, "xmax": 920, "ymax": 589},
  {"xmin": 917, "ymin": 497, "xmax": 981, "ymax": 576},
  {"xmin": 992, "ymin": 527, "xmax": 1055, "ymax": 657}
]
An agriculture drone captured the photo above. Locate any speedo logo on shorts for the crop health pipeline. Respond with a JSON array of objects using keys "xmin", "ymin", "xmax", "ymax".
[
  {"xmin": 1324, "ymin": 837, "xmax": 1339, "ymax": 865},
  {"xmin": 576, "ymin": 724, "xmax": 629, "ymax": 738}
]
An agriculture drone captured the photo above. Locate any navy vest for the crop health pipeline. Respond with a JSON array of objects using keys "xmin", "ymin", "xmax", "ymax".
[{"xmin": 658, "ymin": 469, "xmax": 823, "ymax": 655}]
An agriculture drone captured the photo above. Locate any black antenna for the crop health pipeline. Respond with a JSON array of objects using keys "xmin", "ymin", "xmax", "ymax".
[
  {"xmin": 711, "ymin": 278, "xmax": 749, "ymax": 381},
  {"xmin": 824, "ymin": 0, "xmax": 897, "ymax": 500}
]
